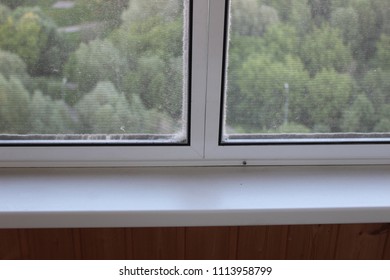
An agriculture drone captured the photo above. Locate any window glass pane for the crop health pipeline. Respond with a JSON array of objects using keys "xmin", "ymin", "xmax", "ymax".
[
  {"xmin": 0, "ymin": 0, "xmax": 189, "ymax": 144},
  {"xmin": 223, "ymin": 0, "xmax": 390, "ymax": 143}
]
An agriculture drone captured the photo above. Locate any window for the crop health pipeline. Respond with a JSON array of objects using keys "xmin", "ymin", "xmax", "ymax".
[
  {"xmin": 222, "ymin": 0, "xmax": 390, "ymax": 145},
  {"xmin": 0, "ymin": 0, "xmax": 190, "ymax": 145},
  {"xmin": 0, "ymin": 0, "xmax": 389, "ymax": 167}
]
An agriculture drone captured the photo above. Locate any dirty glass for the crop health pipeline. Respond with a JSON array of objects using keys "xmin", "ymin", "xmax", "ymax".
[
  {"xmin": 222, "ymin": 0, "xmax": 390, "ymax": 143},
  {"xmin": 0, "ymin": 0, "xmax": 189, "ymax": 144}
]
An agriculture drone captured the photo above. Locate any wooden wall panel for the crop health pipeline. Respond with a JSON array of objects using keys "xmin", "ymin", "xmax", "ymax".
[
  {"xmin": 237, "ymin": 226, "xmax": 288, "ymax": 259},
  {"xmin": 185, "ymin": 227, "xmax": 238, "ymax": 259},
  {"xmin": 383, "ymin": 230, "xmax": 390, "ymax": 260},
  {"xmin": 334, "ymin": 224, "xmax": 388, "ymax": 259},
  {"xmin": 79, "ymin": 228, "xmax": 127, "ymax": 259},
  {"xmin": 20, "ymin": 229, "xmax": 75, "ymax": 259},
  {"xmin": 0, "ymin": 229, "xmax": 22, "ymax": 259},
  {"xmin": 130, "ymin": 228, "xmax": 185, "ymax": 259},
  {"xmin": 285, "ymin": 225, "xmax": 338, "ymax": 259},
  {"xmin": 1, "ymin": 224, "xmax": 390, "ymax": 260}
]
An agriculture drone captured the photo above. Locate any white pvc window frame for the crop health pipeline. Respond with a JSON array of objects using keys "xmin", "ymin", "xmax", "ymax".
[
  {"xmin": 0, "ymin": 0, "xmax": 390, "ymax": 167},
  {"xmin": 0, "ymin": 0, "xmax": 209, "ymax": 167},
  {"xmin": 204, "ymin": 0, "xmax": 390, "ymax": 166}
]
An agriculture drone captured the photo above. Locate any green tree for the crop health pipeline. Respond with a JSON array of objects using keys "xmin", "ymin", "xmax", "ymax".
[
  {"xmin": 300, "ymin": 25, "xmax": 353, "ymax": 76},
  {"xmin": 0, "ymin": 75, "xmax": 30, "ymax": 133},
  {"xmin": 308, "ymin": 0, "xmax": 332, "ymax": 27},
  {"xmin": 376, "ymin": 35, "xmax": 390, "ymax": 70},
  {"xmin": 29, "ymin": 91, "xmax": 75, "ymax": 134},
  {"xmin": 226, "ymin": 23, "xmax": 300, "ymax": 129},
  {"xmin": 0, "ymin": 7, "xmax": 66, "ymax": 75},
  {"xmin": 77, "ymin": 0, "xmax": 129, "ymax": 28},
  {"xmin": 75, "ymin": 81, "xmax": 174, "ymax": 134},
  {"xmin": 0, "ymin": 50, "xmax": 28, "ymax": 80},
  {"xmin": 0, "ymin": 3, "xmax": 10, "ymax": 23},
  {"xmin": 350, "ymin": 0, "xmax": 381, "ymax": 66},
  {"xmin": 261, "ymin": 0, "xmax": 293, "ymax": 22},
  {"xmin": 288, "ymin": 0, "xmax": 311, "ymax": 36},
  {"xmin": 342, "ymin": 94, "xmax": 376, "ymax": 132},
  {"xmin": 373, "ymin": 0, "xmax": 390, "ymax": 35},
  {"xmin": 232, "ymin": 55, "xmax": 309, "ymax": 131},
  {"xmin": 0, "ymin": 0, "xmax": 28, "ymax": 9},
  {"xmin": 225, "ymin": 35, "xmax": 264, "ymax": 125},
  {"xmin": 121, "ymin": 0, "xmax": 181, "ymax": 26},
  {"xmin": 230, "ymin": 0, "xmax": 279, "ymax": 37},
  {"xmin": 124, "ymin": 56, "xmax": 183, "ymax": 119},
  {"xmin": 307, "ymin": 70, "xmax": 353, "ymax": 132},
  {"xmin": 110, "ymin": 0, "xmax": 183, "ymax": 63},
  {"xmin": 0, "ymin": 9, "xmax": 46, "ymax": 71},
  {"xmin": 261, "ymin": 24, "xmax": 299, "ymax": 61},
  {"xmin": 65, "ymin": 39, "xmax": 127, "ymax": 96},
  {"xmin": 374, "ymin": 104, "xmax": 390, "ymax": 132},
  {"xmin": 361, "ymin": 69, "xmax": 390, "ymax": 112},
  {"xmin": 267, "ymin": 122, "xmax": 310, "ymax": 134},
  {"xmin": 109, "ymin": 0, "xmax": 185, "ymax": 119},
  {"xmin": 331, "ymin": 7, "xmax": 359, "ymax": 46},
  {"xmin": 375, "ymin": 118, "xmax": 390, "ymax": 132}
]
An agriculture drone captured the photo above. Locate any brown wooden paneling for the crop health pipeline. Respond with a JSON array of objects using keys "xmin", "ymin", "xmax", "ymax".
[
  {"xmin": 72, "ymin": 229, "xmax": 83, "ymax": 259},
  {"xmin": 21, "ymin": 229, "xmax": 75, "ymax": 259},
  {"xmin": 383, "ymin": 229, "xmax": 390, "ymax": 259},
  {"xmin": 0, "ymin": 229, "xmax": 22, "ymax": 259},
  {"xmin": 1, "ymin": 224, "xmax": 390, "ymax": 260},
  {"xmin": 334, "ymin": 224, "xmax": 388, "ymax": 259},
  {"xmin": 228, "ymin": 227, "xmax": 239, "ymax": 259},
  {"xmin": 79, "ymin": 228, "xmax": 126, "ymax": 259},
  {"xmin": 237, "ymin": 226, "xmax": 288, "ymax": 259},
  {"xmin": 185, "ymin": 227, "xmax": 237, "ymax": 259},
  {"xmin": 285, "ymin": 224, "xmax": 338, "ymax": 259},
  {"xmin": 130, "ymin": 228, "xmax": 185, "ymax": 259},
  {"xmin": 237, "ymin": 226, "xmax": 266, "ymax": 259},
  {"xmin": 125, "ymin": 229, "xmax": 133, "ymax": 259}
]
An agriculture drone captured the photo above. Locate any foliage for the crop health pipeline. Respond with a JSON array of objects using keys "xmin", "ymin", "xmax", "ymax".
[
  {"xmin": 29, "ymin": 90, "xmax": 75, "ymax": 134},
  {"xmin": 77, "ymin": 0, "xmax": 129, "ymax": 27},
  {"xmin": 27, "ymin": 76, "xmax": 67, "ymax": 100},
  {"xmin": 75, "ymin": 81, "xmax": 174, "ymax": 134},
  {"xmin": 0, "ymin": 6, "xmax": 66, "ymax": 75},
  {"xmin": 124, "ymin": 56, "xmax": 183, "ymax": 119},
  {"xmin": 350, "ymin": 0, "xmax": 381, "ymax": 67},
  {"xmin": 308, "ymin": 0, "xmax": 332, "ymax": 27},
  {"xmin": 233, "ymin": 55, "xmax": 309, "ymax": 131},
  {"xmin": 376, "ymin": 35, "xmax": 390, "ymax": 70},
  {"xmin": 330, "ymin": 7, "xmax": 359, "ymax": 46},
  {"xmin": 269, "ymin": 123, "xmax": 311, "ymax": 134},
  {"xmin": 0, "ymin": 4, "xmax": 10, "ymax": 23},
  {"xmin": 0, "ymin": 0, "xmax": 29, "ymax": 9},
  {"xmin": 230, "ymin": 0, "xmax": 279, "ymax": 36},
  {"xmin": 0, "ymin": 50, "xmax": 28, "ymax": 80},
  {"xmin": 299, "ymin": 25, "xmax": 353, "ymax": 77},
  {"xmin": 307, "ymin": 70, "xmax": 353, "ymax": 132},
  {"xmin": 0, "ymin": 0, "xmax": 389, "ymax": 137},
  {"xmin": 0, "ymin": 8, "xmax": 46, "ymax": 72},
  {"xmin": 342, "ymin": 94, "xmax": 376, "ymax": 132},
  {"xmin": 121, "ymin": 0, "xmax": 181, "ymax": 26},
  {"xmin": 361, "ymin": 69, "xmax": 390, "ymax": 112},
  {"xmin": 64, "ymin": 39, "xmax": 127, "ymax": 95},
  {"xmin": 261, "ymin": 24, "xmax": 299, "ymax": 61},
  {"xmin": 0, "ymin": 75, "xmax": 30, "ymax": 133}
]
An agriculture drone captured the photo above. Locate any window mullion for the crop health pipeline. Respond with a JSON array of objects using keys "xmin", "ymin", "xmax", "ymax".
[{"xmin": 204, "ymin": 0, "xmax": 227, "ymax": 160}]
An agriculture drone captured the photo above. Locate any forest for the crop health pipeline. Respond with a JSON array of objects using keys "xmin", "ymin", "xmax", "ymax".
[
  {"xmin": 226, "ymin": 0, "xmax": 390, "ymax": 135},
  {"xmin": 0, "ymin": 0, "xmax": 185, "ymax": 137},
  {"xmin": 0, "ymin": 0, "xmax": 389, "ymax": 139}
]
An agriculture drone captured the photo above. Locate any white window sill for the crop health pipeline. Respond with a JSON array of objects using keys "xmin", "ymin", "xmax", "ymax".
[{"xmin": 0, "ymin": 165, "xmax": 390, "ymax": 228}]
